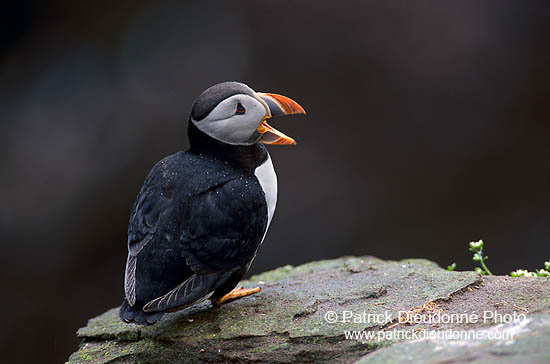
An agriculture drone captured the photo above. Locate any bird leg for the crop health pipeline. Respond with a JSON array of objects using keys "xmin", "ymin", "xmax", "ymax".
[{"xmin": 210, "ymin": 286, "xmax": 261, "ymax": 307}]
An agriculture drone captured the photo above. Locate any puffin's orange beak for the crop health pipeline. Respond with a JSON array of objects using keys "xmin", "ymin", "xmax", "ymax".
[{"xmin": 255, "ymin": 92, "xmax": 306, "ymax": 145}]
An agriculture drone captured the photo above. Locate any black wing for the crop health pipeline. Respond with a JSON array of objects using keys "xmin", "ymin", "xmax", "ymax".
[
  {"xmin": 124, "ymin": 154, "xmax": 268, "ymax": 314},
  {"xmin": 142, "ymin": 177, "xmax": 269, "ymax": 313},
  {"xmin": 181, "ymin": 177, "xmax": 269, "ymax": 274},
  {"xmin": 124, "ymin": 157, "xmax": 183, "ymax": 307}
]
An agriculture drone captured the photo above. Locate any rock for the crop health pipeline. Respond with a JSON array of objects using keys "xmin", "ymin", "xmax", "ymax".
[
  {"xmin": 68, "ymin": 257, "xmax": 550, "ymax": 364},
  {"xmin": 354, "ymin": 315, "xmax": 550, "ymax": 364}
]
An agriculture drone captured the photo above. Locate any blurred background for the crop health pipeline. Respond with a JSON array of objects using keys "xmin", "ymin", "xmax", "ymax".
[{"xmin": 1, "ymin": 0, "xmax": 549, "ymax": 362}]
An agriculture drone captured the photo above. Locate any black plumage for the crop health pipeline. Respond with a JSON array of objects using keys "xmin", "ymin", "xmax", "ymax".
[
  {"xmin": 119, "ymin": 81, "xmax": 306, "ymax": 325},
  {"xmin": 120, "ymin": 121, "xmax": 269, "ymax": 325}
]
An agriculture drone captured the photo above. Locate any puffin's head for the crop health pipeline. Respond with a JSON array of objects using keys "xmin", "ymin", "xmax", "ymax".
[{"xmin": 190, "ymin": 82, "xmax": 306, "ymax": 146}]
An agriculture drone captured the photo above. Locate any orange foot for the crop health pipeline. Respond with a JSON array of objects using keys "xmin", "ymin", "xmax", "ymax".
[{"xmin": 211, "ymin": 286, "xmax": 261, "ymax": 307}]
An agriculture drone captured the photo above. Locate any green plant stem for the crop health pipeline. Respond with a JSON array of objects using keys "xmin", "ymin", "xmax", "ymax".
[{"xmin": 480, "ymin": 259, "xmax": 492, "ymax": 276}]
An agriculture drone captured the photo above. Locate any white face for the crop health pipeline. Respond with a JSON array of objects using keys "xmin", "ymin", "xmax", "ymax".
[{"xmin": 191, "ymin": 94, "xmax": 269, "ymax": 145}]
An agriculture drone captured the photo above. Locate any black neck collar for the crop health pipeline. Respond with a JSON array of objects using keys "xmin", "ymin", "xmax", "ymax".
[{"xmin": 187, "ymin": 120, "xmax": 268, "ymax": 173}]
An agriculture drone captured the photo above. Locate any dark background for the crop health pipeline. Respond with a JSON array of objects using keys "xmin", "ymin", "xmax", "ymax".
[{"xmin": 2, "ymin": 1, "xmax": 549, "ymax": 362}]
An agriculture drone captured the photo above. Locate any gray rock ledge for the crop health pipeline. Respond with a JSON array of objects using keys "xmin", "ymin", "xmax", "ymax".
[{"xmin": 68, "ymin": 256, "xmax": 550, "ymax": 364}]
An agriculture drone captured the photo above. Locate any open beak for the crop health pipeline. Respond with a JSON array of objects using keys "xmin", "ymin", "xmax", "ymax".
[{"xmin": 254, "ymin": 92, "xmax": 306, "ymax": 145}]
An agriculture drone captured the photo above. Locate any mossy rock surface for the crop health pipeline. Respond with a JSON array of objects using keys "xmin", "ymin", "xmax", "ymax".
[{"xmin": 68, "ymin": 256, "xmax": 550, "ymax": 364}]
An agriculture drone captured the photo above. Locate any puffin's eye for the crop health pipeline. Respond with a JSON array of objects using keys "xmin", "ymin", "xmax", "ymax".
[{"xmin": 235, "ymin": 102, "xmax": 246, "ymax": 115}]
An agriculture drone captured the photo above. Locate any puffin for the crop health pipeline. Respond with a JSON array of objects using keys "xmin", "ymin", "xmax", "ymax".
[{"xmin": 120, "ymin": 81, "xmax": 306, "ymax": 325}]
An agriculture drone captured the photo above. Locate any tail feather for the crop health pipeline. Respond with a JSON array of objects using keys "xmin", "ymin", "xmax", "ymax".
[{"xmin": 119, "ymin": 299, "xmax": 165, "ymax": 325}]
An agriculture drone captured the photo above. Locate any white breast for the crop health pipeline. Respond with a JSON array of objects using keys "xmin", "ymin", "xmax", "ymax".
[{"xmin": 254, "ymin": 154, "xmax": 277, "ymax": 232}]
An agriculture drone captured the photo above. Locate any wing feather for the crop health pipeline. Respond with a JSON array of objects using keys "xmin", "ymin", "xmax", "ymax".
[{"xmin": 123, "ymin": 152, "xmax": 268, "ymax": 314}]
